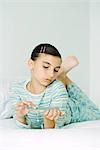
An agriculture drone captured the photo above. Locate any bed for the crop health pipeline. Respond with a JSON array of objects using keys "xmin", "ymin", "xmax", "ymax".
[
  {"xmin": 0, "ymin": 80, "xmax": 100, "ymax": 150},
  {"xmin": 0, "ymin": 118, "xmax": 100, "ymax": 150}
]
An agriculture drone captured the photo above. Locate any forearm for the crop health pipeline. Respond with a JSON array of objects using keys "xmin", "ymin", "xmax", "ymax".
[{"xmin": 44, "ymin": 118, "xmax": 55, "ymax": 129}]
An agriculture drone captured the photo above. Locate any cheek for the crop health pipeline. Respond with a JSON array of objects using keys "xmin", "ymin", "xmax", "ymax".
[{"xmin": 35, "ymin": 68, "xmax": 46, "ymax": 77}]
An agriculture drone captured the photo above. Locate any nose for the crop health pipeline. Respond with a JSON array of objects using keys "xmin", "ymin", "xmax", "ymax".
[{"xmin": 48, "ymin": 69, "xmax": 54, "ymax": 78}]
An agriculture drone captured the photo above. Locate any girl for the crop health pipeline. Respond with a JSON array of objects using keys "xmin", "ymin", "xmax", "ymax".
[{"xmin": 9, "ymin": 43, "xmax": 100, "ymax": 129}]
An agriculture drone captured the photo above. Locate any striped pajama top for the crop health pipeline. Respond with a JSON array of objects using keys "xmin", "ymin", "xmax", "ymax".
[{"xmin": 8, "ymin": 79, "xmax": 71, "ymax": 129}]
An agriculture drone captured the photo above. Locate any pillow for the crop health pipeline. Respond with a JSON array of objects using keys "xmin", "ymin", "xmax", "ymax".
[
  {"xmin": 0, "ymin": 80, "xmax": 13, "ymax": 118},
  {"xmin": 0, "ymin": 78, "xmax": 27, "ymax": 119}
]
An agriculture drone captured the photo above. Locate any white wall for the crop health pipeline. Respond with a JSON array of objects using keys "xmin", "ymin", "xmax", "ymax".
[
  {"xmin": 90, "ymin": 1, "xmax": 100, "ymax": 106},
  {"xmin": 0, "ymin": 1, "xmax": 90, "ymax": 95}
]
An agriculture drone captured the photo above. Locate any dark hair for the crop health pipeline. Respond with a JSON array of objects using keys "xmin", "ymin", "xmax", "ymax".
[{"xmin": 31, "ymin": 43, "xmax": 61, "ymax": 61}]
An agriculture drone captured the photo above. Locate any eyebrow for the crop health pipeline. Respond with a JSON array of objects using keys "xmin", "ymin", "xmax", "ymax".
[{"xmin": 42, "ymin": 61, "xmax": 61, "ymax": 68}]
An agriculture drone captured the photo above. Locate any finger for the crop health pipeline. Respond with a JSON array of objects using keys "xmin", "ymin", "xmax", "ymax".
[
  {"xmin": 16, "ymin": 106, "xmax": 29, "ymax": 115},
  {"xmin": 45, "ymin": 108, "xmax": 56, "ymax": 120},
  {"xmin": 52, "ymin": 110, "xmax": 64, "ymax": 120},
  {"xmin": 22, "ymin": 101, "xmax": 36, "ymax": 107},
  {"xmin": 49, "ymin": 108, "xmax": 58, "ymax": 120},
  {"xmin": 16, "ymin": 101, "xmax": 25, "ymax": 107},
  {"xmin": 44, "ymin": 109, "xmax": 50, "ymax": 116},
  {"xmin": 22, "ymin": 101, "xmax": 32, "ymax": 106},
  {"xmin": 53, "ymin": 108, "xmax": 65, "ymax": 116},
  {"xmin": 59, "ymin": 111, "xmax": 65, "ymax": 116},
  {"xmin": 16, "ymin": 105, "xmax": 26, "ymax": 110}
]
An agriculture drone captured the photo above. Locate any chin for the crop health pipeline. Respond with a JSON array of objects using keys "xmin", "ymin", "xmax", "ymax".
[
  {"xmin": 42, "ymin": 82, "xmax": 50, "ymax": 87},
  {"xmin": 41, "ymin": 81, "xmax": 51, "ymax": 87},
  {"xmin": 43, "ymin": 80, "xmax": 55, "ymax": 87}
]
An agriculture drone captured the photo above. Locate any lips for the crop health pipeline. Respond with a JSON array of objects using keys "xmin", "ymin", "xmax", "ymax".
[{"xmin": 44, "ymin": 79, "xmax": 52, "ymax": 83}]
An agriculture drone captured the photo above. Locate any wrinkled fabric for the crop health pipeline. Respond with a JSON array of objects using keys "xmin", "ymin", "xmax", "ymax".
[{"xmin": 67, "ymin": 83, "xmax": 100, "ymax": 123}]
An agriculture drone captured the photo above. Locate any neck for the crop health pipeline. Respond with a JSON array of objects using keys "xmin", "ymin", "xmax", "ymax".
[{"xmin": 27, "ymin": 80, "xmax": 46, "ymax": 94}]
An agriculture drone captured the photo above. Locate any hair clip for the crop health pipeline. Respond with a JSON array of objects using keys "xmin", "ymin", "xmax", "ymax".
[
  {"xmin": 43, "ymin": 46, "xmax": 46, "ymax": 53},
  {"xmin": 40, "ymin": 46, "xmax": 46, "ymax": 53},
  {"xmin": 40, "ymin": 46, "xmax": 44, "ymax": 53}
]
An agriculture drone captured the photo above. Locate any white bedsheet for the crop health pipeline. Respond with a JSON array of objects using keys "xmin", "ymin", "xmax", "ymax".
[
  {"xmin": 0, "ymin": 119, "xmax": 100, "ymax": 129},
  {"xmin": 0, "ymin": 119, "xmax": 100, "ymax": 150}
]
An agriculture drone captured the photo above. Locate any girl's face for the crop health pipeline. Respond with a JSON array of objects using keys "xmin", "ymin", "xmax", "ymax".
[{"xmin": 29, "ymin": 53, "xmax": 61, "ymax": 87}]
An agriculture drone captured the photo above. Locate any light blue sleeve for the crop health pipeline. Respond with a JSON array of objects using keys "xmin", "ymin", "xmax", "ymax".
[
  {"xmin": 8, "ymin": 82, "xmax": 21, "ymax": 117},
  {"xmin": 9, "ymin": 82, "xmax": 32, "ymax": 129},
  {"xmin": 15, "ymin": 119, "xmax": 31, "ymax": 129}
]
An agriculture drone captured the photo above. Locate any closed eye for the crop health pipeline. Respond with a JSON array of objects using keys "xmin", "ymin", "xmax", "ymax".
[
  {"xmin": 43, "ymin": 66, "xmax": 49, "ymax": 69},
  {"xmin": 54, "ymin": 69, "xmax": 59, "ymax": 72}
]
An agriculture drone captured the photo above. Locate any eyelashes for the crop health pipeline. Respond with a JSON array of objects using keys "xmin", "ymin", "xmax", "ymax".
[
  {"xmin": 43, "ymin": 66, "xmax": 59, "ymax": 72},
  {"xmin": 43, "ymin": 66, "xmax": 49, "ymax": 68},
  {"xmin": 54, "ymin": 69, "xmax": 59, "ymax": 72}
]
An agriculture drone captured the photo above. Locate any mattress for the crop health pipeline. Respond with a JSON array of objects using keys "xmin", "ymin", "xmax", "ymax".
[{"xmin": 0, "ymin": 119, "xmax": 100, "ymax": 150}]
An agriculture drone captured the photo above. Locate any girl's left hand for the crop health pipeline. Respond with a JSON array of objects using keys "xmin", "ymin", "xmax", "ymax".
[{"xmin": 44, "ymin": 107, "xmax": 64, "ymax": 121}]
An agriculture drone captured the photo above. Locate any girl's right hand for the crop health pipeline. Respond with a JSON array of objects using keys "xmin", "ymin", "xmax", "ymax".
[{"xmin": 16, "ymin": 101, "xmax": 36, "ymax": 118}]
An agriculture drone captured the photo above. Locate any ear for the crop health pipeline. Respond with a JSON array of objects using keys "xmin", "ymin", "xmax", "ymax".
[{"xmin": 27, "ymin": 59, "xmax": 34, "ymax": 70}]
